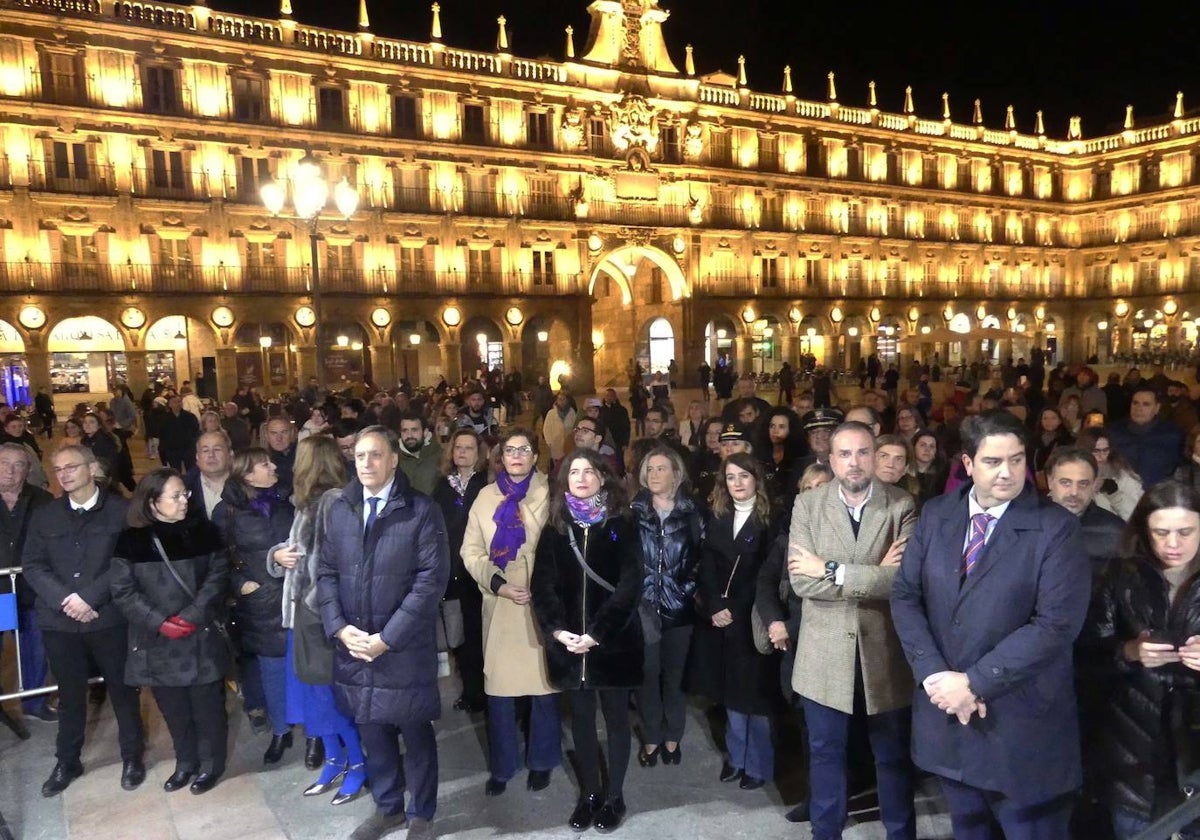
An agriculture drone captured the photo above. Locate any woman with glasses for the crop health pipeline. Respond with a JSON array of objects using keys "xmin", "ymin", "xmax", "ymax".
[
  {"xmin": 462, "ymin": 428, "xmax": 560, "ymax": 795},
  {"xmin": 213, "ymin": 447, "xmax": 297, "ymax": 765},
  {"xmin": 110, "ymin": 468, "xmax": 230, "ymax": 794},
  {"xmin": 531, "ymin": 450, "xmax": 643, "ymax": 832},
  {"xmin": 1078, "ymin": 427, "xmax": 1144, "ymax": 521},
  {"xmin": 431, "ymin": 428, "xmax": 490, "ymax": 714}
]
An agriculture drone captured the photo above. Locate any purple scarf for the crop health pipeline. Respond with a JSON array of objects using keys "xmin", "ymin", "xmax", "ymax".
[
  {"xmin": 249, "ymin": 486, "xmax": 282, "ymax": 518},
  {"xmin": 490, "ymin": 471, "xmax": 533, "ymax": 571},
  {"xmin": 565, "ymin": 491, "xmax": 608, "ymax": 526}
]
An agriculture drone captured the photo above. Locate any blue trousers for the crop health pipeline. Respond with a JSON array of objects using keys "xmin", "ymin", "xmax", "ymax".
[
  {"xmin": 726, "ymin": 709, "xmax": 773, "ymax": 781},
  {"xmin": 359, "ymin": 720, "xmax": 438, "ymax": 821},
  {"xmin": 940, "ymin": 777, "xmax": 1074, "ymax": 840},
  {"xmin": 256, "ymin": 654, "xmax": 291, "ymax": 737},
  {"xmin": 487, "ymin": 694, "xmax": 562, "ymax": 782},
  {"xmin": 802, "ymin": 695, "xmax": 915, "ymax": 840},
  {"xmin": 17, "ymin": 607, "xmax": 49, "ymax": 713}
]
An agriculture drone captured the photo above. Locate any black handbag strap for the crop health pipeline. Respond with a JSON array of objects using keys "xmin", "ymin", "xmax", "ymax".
[
  {"xmin": 567, "ymin": 524, "xmax": 615, "ymax": 593},
  {"xmin": 152, "ymin": 534, "xmax": 197, "ymax": 600}
]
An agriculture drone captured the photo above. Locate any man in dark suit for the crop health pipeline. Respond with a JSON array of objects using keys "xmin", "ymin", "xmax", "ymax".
[{"xmin": 891, "ymin": 410, "xmax": 1090, "ymax": 839}]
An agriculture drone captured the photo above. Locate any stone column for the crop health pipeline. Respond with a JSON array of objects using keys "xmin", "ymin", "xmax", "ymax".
[
  {"xmin": 734, "ymin": 334, "xmax": 752, "ymax": 376},
  {"xmin": 23, "ymin": 348, "xmax": 52, "ymax": 394},
  {"xmin": 441, "ymin": 342, "xmax": 462, "ymax": 385},
  {"xmin": 215, "ymin": 347, "xmax": 238, "ymax": 402},
  {"xmin": 370, "ymin": 344, "xmax": 395, "ymax": 388},
  {"xmin": 295, "ymin": 346, "xmax": 316, "ymax": 383},
  {"xmin": 505, "ymin": 340, "xmax": 523, "ymax": 380},
  {"xmin": 124, "ymin": 349, "xmax": 149, "ymax": 397}
]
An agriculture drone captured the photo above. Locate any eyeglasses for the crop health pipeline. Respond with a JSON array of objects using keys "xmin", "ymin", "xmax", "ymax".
[
  {"xmin": 53, "ymin": 462, "xmax": 88, "ymax": 475},
  {"xmin": 503, "ymin": 445, "xmax": 534, "ymax": 457},
  {"xmin": 574, "ymin": 426, "xmax": 598, "ymax": 435},
  {"xmin": 163, "ymin": 491, "xmax": 191, "ymax": 502}
]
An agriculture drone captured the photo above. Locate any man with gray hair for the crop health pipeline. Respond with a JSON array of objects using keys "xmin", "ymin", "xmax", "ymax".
[
  {"xmin": 219, "ymin": 401, "xmax": 252, "ymax": 451},
  {"xmin": 0, "ymin": 442, "xmax": 54, "ymax": 721},
  {"xmin": 788, "ymin": 420, "xmax": 917, "ymax": 840}
]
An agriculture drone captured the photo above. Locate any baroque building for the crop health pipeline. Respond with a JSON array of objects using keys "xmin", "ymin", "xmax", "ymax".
[{"xmin": 0, "ymin": 0, "xmax": 1197, "ymax": 403}]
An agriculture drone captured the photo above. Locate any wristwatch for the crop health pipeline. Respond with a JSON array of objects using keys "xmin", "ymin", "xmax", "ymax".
[{"xmin": 822, "ymin": 560, "xmax": 839, "ymax": 582}]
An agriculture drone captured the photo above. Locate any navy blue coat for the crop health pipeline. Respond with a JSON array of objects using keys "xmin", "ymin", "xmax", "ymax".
[
  {"xmin": 316, "ymin": 472, "xmax": 450, "ymax": 726},
  {"xmin": 890, "ymin": 484, "xmax": 1090, "ymax": 805}
]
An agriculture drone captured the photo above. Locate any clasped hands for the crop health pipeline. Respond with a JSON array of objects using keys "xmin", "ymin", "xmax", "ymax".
[
  {"xmin": 924, "ymin": 671, "xmax": 986, "ymax": 725},
  {"xmin": 62, "ymin": 593, "xmax": 98, "ymax": 623},
  {"xmin": 555, "ymin": 630, "xmax": 597, "ymax": 655},
  {"xmin": 337, "ymin": 625, "xmax": 390, "ymax": 662}
]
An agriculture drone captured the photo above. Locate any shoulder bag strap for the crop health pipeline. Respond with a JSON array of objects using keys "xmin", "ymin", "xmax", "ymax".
[
  {"xmin": 152, "ymin": 534, "xmax": 197, "ymax": 600},
  {"xmin": 567, "ymin": 524, "xmax": 615, "ymax": 594}
]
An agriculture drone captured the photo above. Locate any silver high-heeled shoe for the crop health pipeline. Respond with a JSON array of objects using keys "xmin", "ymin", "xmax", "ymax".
[
  {"xmin": 303, "ymin": 760, "xmax": 347, "ymax": 796},
  {"xmin": 331, "ymin": 765, "xmax": 369, "ymax": 806}
]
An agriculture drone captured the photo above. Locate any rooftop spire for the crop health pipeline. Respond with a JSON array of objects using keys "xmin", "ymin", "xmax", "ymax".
[
  {"xmin": 972, "ymin": 99, "xmax": 983, "ymax": 125},
  {"xmin": 903, "ymin": 86, "xmax": 914, "ymax": 115},
  {"xmin": 783, "ymin": 65, "xmax": 792, "ymax": 95},
  {"xmin": 827, "ymin": 72, "xmax": 837, "ymax": 102},
  {"xmin": 279, "ymin": 0, "xmax": 291, "ymax": 16},
  {"xmin": 868, "ymin": 80, "xmax": 877, "ymax": 108},
  {"xmin": 496, "ymin": 15, "xmax": 509, "ymax": 52},
  {"xmin": 358, "ymin": 0, "xmax": 369, "ymax": 30},
  {"xmin": 1176, "ymin": 91, "xmax": 1185, "ymax": 119},
  {"xmin": 1124, "ymin": 104, "xmax": 1134, "ymax": 130},
  {"xmin": 684, "ymin": 45, "xmax": 694, "ymax": 76},
  {"xmin": 737, "ymin": 55, "xmax": 747, "ymax": 88},
  {"xmin": 430, "ymin": 2, "xmax": 442, "ymax": 40},
  {"xmin": 1068, "ymin": 116, "xmax": 1082, "ymax": 140},
  {"xmin": 1005, "ymin": 105, "xmax": 1015, "ymax": 131},
  {"xmin": 941, "ymin": 92, "xmax": 950, "ymax": 120},
  {"xmin": 1035, "ymin": 110, "xmax": 1045, "ymax": 136},
  {"xmin": 565, "ymin": 25, "xmax": 575, "ymax": 58}
]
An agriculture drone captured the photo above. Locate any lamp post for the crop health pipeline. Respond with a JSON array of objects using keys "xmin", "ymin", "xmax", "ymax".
[{"xmin": 260, "ymin": 152, "xmax": 359, "ymax": 389}]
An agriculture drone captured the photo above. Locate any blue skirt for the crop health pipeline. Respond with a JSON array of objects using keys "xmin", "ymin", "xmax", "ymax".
[{"xmin": 285, "ymin": 630, "xmax": 356, "ymax": 737}]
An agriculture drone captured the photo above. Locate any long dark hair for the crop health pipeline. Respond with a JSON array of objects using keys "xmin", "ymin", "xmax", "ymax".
[
  {"xmin": 1120, "ymin": 480, "xmax": 1200, "ymax": 566},
  {"xmin": 127, "ymin": 468, "xmax": 183, "ymax": 528},
  {"xmin": 549, "ymin": 449, "xmax": 627, "ymax": 533},
  {"xmin": 753, "ymin": 406, "xmax": 804, "ymax": 462},
  {"xmin": 711, "ymin": 452, "xmax": 770, "ymax": 520}
]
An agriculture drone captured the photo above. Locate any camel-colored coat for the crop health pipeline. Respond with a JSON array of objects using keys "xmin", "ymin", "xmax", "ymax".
[{"xmin": 462, "ymin": 472, "xmax": 556, "ymax": 697}]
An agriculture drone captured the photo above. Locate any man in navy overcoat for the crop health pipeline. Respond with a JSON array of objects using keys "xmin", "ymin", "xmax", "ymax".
[{"xmin": 891, "ymin": 410, "xmax": 1090, "ymax": 839}]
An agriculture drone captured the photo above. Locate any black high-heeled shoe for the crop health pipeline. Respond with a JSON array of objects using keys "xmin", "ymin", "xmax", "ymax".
[
  {"xmin": 569, "ymin": 793, "xmax": 601, "ymax": 832},
  {"xmin": 661, "ymin": 744, "xmax": 681, "ymax": 765},
  {"xmin": 637, "ymin": 745, "xmax": 660, "ymax": 767}
]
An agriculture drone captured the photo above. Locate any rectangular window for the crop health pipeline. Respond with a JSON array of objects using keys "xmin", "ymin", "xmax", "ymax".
[
  {"xmin": 758, "ymin": 134, "xmax": 778, "ymax": 173},
  {"xmin": 52, "ymin": 141, "xmax": 90, "ymax": 183},
  {"xmin": 42, "ymin": 51, "xmax": 82, "ymax": 104},
  {"xmin": 326, "ymin": 243, "xmax": 354, "ymax": 273},
  {"xmin": 467, "ymin": 248, "xmax": 493, "ymax": 281},
  {"xmin": 399, "ymin": 245, "xmax": 426, "ymax": 276},
  {"xmin": 761, "ymin": 257, "xmax": 779, "ymax": 288},
  {"xmin": 462, "ymin": 104, "xmax": 486, "ymax": 143},
  {"xmin": 158, "ymin": 238, "xmax": 193, "ymax": 280},
  {"xmin": 648, "ymin": 266, "xmax": 664, "ymax": 303},
  {"xmin": 316, "ymin": 87, "xmax": 345, "ymax": 129},
  {"xmin": 532, "ymin": 250, "xmax": 555, "ymax": 286},
  {"xmin": 393, "ymin": 95, "xmax": 419, "ymax": 138},
  {"xmin": 143, "ymin": 65, "xmax": 179, "ymax": 114},
  {"xmin": 527, "ymin": 179, "xmax": 557, "ymax": 217},
  {"xmin": 231, "ymin": 76, "xmax": 267, "ymax": 123},
  {"xmin": 238, "ymin": 156, "xmax": 272, "ymax": 201},
  {"xmin": 709, "ymin": 131, "xmax": 731, "ymax": 167},
  {"xmin": 62, "ymin": 233, "xmax": 99, "ymax": 265},
  {"xmin": 845, "ymin": 260, "xmax": 862, "ymax": 284},
  {"xmin": 526, "ymin": 111, "xmax": 551, "ymax": 148},
  {"xmin": 151, "ymin": 149, "xmax": 187, "ymax": 194},
  {"xmin": 660, "ymin": 125, "xmax": 680, "ymax": 164}
]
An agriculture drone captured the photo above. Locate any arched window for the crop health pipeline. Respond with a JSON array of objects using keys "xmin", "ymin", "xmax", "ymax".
[{"xmin": 648, "ymin": 317, "xmax": 674, "ymax": 374}]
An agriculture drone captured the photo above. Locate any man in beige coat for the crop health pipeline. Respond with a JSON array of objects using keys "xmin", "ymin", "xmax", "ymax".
[
  {"xmin": 461, "ymin": 430, "xmax": 560, "ymax": 796},
  {"xmin": 788, "ymin": 420, "xmax": 917, "ymax": 840}
]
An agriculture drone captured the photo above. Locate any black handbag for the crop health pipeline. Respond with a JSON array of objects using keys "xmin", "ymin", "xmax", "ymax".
[{"xmin": 292, "ymin": 599, "xmax": 335, "ymax": 685}]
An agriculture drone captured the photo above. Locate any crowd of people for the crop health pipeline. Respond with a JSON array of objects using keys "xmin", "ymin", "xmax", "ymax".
[{"xmin": 4, "ymin": 356, "xmax": 1200, "ymax": 839}]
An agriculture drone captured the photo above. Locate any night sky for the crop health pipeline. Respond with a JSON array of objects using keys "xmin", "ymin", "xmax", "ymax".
[{"xmin": 222, "ymin": 0, "xmax": 1199, "ymax": 139}]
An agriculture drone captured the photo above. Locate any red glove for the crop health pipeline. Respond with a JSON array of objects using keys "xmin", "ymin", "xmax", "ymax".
[{"xmin": 159, "ymin": 616, "xmax": 197, "ymax": 640}]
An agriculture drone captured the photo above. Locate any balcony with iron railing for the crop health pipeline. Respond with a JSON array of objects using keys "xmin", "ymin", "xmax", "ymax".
[
  {"xmin": 28, "ymin": 162, "xmax": 117, "ymax": 196},
  {"xmin": 694, "ymin": 273, "xmax": 1076, "ymax": 301}
]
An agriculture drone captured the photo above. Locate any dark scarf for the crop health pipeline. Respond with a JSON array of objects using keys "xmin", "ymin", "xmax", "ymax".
[
  {"xmin": 248, "ymin": 486, "xmax": 283, "ymax": 519},
  {"xmin": 490, "ymin": 471, "xmax": 532, "ymax": 571}
]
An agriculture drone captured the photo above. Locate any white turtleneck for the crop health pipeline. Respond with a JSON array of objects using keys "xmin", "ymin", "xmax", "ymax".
[{"xmin": 732, "ymin": 497, "xmax": 756, "ymax": 537}]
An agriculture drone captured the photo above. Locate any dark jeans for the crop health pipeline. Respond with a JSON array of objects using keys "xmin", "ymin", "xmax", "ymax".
[
  {"xmin": 257, "ymin": 654, "xmax": 290, "ymax": 736},
  {"xmin": 802, "ymin": 692, "xmax": 914, "ymax": 840},
  {"xmin": 940, "ymin": 777, "xmax": 1074, "ymax": 840},
  {"xmin": 487, "ymin": 694, "xmax": 562, "ymax": 782},
  {"xmin": 360, "ymin": 720, "xmax": 438, "ymax": 821},
  {"xmin": 43, "ymin": 625, "xmax": 144, "ymax": 764},
  {"xmin": 570, "ymin": 688, "xmax": 632, "ymax": 801},
  {"xmin": 453, "ymin": 587, "xmax": 485, "ymax": 705},
  {"xmin": 152, "ymin": 680, "xmax": 228, "ymax": 775},
  {"xmin": 726, "ymin": 710, "xmax": 773, "ymax": 781},
  {"xmin": 638, "ymin": 624, "xmax": 692, "ymax": 746},
  {"xmin": 11, "ymin": 607, "xmax": 50, "ymax": 713}
]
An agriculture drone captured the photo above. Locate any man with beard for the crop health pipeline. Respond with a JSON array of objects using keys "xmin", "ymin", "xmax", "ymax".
[
  {"xmin": 397, "ymin": 412, "xmax": 442, "ymax": 496},
  {"xmin": 787, "ymin": 420, "xmax": 917, "ymax": 840},
  {"xmin": 457, "ymin": 384, "xmax": 498, "ymax": 442}
]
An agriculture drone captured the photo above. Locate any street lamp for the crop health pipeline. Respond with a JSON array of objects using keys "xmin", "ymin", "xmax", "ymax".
[{"xmin": 260, "ymin": 151, "xmax": 359, "ymax": 388}]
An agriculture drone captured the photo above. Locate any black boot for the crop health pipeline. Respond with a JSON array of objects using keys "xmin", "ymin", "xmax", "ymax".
[
  {"xmin": 263, "ymin": 730, "xmax": 293, "ymax": 765},
  {"xmin": 304, "ymin": 737, "xmax": 324, "ymax": 770}
]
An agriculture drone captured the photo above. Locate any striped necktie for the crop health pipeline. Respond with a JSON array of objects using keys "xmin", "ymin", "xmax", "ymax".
[{"xmin": 962, "ymin": 513, "xmax": 994, "ymax": 577}]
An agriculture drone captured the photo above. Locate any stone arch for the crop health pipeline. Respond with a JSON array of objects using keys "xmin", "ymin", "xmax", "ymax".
[
  {"xmin": 461, "ymin": 315, "xmax": 506, "ymax": 377},
  {"xmin": 145, "ymin": 315, "xmax": 219, "ymax": 391},
  {"xmin": 522, "ymin": 314, "xmax": 574, "ymax": 385},
  {"xmin": 47, "ymin": 315, "xmax": 127, "ymax": 397},
  {"xmin": 587, "ymin": 244, "xmax": 689, "ymax": 301},
  {"xmin": 0, "ymin": 319, "xmax": 28, "ymax": 406}
]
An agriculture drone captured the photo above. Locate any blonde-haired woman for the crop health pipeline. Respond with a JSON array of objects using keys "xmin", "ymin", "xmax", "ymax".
[{"xmin": 462, "ymin": 427, "xmax": 559, "ymax": 795}]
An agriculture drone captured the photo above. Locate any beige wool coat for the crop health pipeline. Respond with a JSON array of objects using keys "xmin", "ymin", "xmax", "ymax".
[
  {"xmin": 462, "ymin": 472, "xmax": 556, "ymax": 697},
  {"xmin": 787, "ymin": 478, "xmax": 916, "ymax": 715}
]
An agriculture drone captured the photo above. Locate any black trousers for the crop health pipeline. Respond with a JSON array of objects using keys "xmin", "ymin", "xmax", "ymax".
[
  {"xmin": 638, "ymin": 624, "xmax": 692, "ymax": 746},
  {"xmin": 570, "ymin": 688, "xmax": 632, "ymax": 801},
  {"xmin": 152, "ymin": 681, "xmax": 228, "ymax": 775},
  {"xmin": 453, "ymin": 586, "xmax": 485, "ymax": 705},
  {"xmin": 43, "ymin": 625, "xmax": 144, "ymax": 764}
]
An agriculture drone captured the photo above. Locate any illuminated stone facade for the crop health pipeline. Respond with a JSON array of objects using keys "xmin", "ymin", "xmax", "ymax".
[{"xmin": 0, "ymin": 0, "xmax": 1197, "ymax": 400}]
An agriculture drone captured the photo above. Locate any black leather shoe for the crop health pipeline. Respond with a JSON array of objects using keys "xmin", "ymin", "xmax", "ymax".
[
  {"xmin": 163, "ymin": 768, "xmax": 195, "ymax": 792},
  {"xmin": 594, "ymin": 797, "xmax": 626, "ymax": 833},
  {"xmin": 569, "ymin": 794, "xmax": 601, "ymax": 832},
  {"xmin": 120, "ymin": 758, "xmax": 146, "ymax": 790},
  {"xmin": 453, "ymin": 696, "xmax": 487, "ymax": 714},
  {"xmin": 527, "ymin": 769, "xmax": 551, "ymax": 791},
  {"xmin": 189, "ymin": 772, "xmax": 220, "ymax": 794},
  {"xmin": 304, "ymin": 737, "xmax": 324, "ymax": 770},
  {"xmin": 739, "ymin": 774, "xmax": 765, "ymax": 790},
  {"xmin": 484, "ymin": 777, "xmax": 507, "ymax": 796},
  {"xmin": 41, "ymin": 761, "xmax": 83, "ymax": 797},
  {"xmin": 264, "ymin": 730, "xmax": 294, "ymax": 765},
  {"xmin": 661, "ymin": 744, "xmax": 681, "ymax": 765},
  {"xmin": 636, "ymin": 746, "xmax": 659, "ymax": 767},
  {"xmin": 784, "ymin": 801, "xmax": 810, "ymax": 823},
  {"xmin": 719, "ymin": 762, "xmax": 743, "ymax": 783}
]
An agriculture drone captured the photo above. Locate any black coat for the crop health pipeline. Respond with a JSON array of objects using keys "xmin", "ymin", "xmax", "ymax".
[
  {"xmin": 1081, "ymin": 556, "xmax": 1200, "ymax": 820},
  {"xmin": 213, "ymin": 482, "xmax": 293, "ymax": 657},
  {"xmin": 689, "ymin": 510, "xmax": 779, "ymax": 715},
  {"xmin": 110, "ymin": 516, "xmax": 231, "ymax": 687},
  {"xmin": 631, "ymin": 489, "xmax": 704, "ymax": 630},
  {"xmin": 530, "ymin": 516, "xmax": 644, "ymax": 691},
  {"xmin": 431, "ymin": 471, "xmax": 488, "ymax": 601},
  {"xmin": 754, "ymin": 530, "xmax": 804, "ymax": 702},
  {"xmin": 0, "ymin": 484, "xmax": 53, "ymax": 609},
  {"xmin": 316, "ymin": 473, "xmax": 450, "ymax": 725},
  {"xmin": 158, "ymin": 410, "xmax": 200, "ymax": 460},
  {"xmin": 22, "ymin": 486, "xmax": 130, "ymax": 633}
]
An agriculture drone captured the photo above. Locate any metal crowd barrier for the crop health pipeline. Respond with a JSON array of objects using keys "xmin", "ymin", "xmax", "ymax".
[{"xmin": 1132, "ymin": 773, "xmax": 1200, "ymax": 840}]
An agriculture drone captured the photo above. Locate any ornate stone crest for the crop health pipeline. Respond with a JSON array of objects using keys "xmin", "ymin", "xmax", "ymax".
[{"xmin": 608, "ymin": 93, "xmax": 659, "ymax": 169}]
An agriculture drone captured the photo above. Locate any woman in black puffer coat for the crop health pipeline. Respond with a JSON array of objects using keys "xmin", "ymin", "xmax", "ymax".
[
  {"xmin": 1081, "ymin": 480, "xmax": 1200, "ymax": 839},
  {"xmin": 630, "ymin": 444, "xmax": 704, "ymax": 767},
  {"xmin": 213, "ymin": 447, "xmax": 295, "ymax": 765},
  {"xmin": 111, "ymin": 468, "xmax": 230, "ymax": 794}
]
